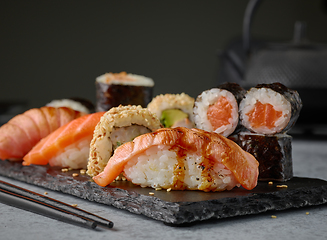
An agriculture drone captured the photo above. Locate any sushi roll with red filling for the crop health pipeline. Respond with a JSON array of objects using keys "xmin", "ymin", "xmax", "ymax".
[
  {"xmin": 239, "ymin": 83, "xmax": 302, "ymax": 135},
  {"xmin": 193, "ymin": 84, "xmax": 244, "ymax": 137}
]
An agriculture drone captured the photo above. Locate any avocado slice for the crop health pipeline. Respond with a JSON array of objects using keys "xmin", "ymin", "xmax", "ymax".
[{"xmin": 160, "ymin": 109, "xmax": 188, "ymax": 128}]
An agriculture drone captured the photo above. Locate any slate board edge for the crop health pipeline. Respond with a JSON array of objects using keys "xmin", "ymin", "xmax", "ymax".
[{"xmin": 1, "ymin": 160, "xmax": 327, "ymax": 225}]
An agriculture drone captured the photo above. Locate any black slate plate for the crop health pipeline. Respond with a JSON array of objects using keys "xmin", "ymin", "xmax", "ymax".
[{"xmin": 0, "ymin": 160, "xmax": 326, "ymax": 225}]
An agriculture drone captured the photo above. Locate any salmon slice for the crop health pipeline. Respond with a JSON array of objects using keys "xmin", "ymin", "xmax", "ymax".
[
  {"xmin": 23, "ymin": 111, "xmax": 105, "ymax": 166},
  {"xmin": 93, "ymin": 127, "xmax": 259, "ymax": 190},
  {"xmin": 207, "ymin": 96, "xmax": 233, "ymax": 130},
  {"xmin": 246, "ymin": 102, "xmax": 283, "ymax": 129},
  {"xmin": 0, "ymin": 106, "xmax": 86, "ymax": 161}
]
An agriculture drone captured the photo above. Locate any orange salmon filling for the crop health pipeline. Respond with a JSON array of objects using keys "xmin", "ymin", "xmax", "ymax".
[
  {"xmin": 246, "ymin": 102, "xmax": 283, "ymax": 129},
  {"xmin": 207, "ymin": 96, "xmax": 233, "ymax": 130}
]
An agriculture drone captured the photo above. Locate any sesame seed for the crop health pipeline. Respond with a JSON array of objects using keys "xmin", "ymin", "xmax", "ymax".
[
  {"xmin": 71, "ymin": 204, "xmax": 78, "ymax": 207},
  {"xmin": 121, "ymin": 177, "xmax": 127, "ymax": 181},
  {"xmin": 276, "ymin": 185, "xmax": 288, "ymax": 188},
  {"xmin": 268, "ymin": 181, "xmax": 273, "ymax": 185},
  {"xmin": 80, "ymin": 169, "xmax": 86, "ymax": 174},
  {"xmin": 155, "ymin": 187, "xmax": 162, "ymax": 191},
  {"xmin": 149, "ymin": 192, "xmax": 154, "ymax": 195},
  {"xmin": 306, "ymin": 212, "xmax": 309, "ymax": 215},
  {"xmin": 167, "ymin": 188, "xmax": 172, "ymax": 192},
  {"xmin": 72, "ymin": 173, "xmax": 79, "ymax": 177},
  {"xmin": 44, "ymin": 192, "xmax": 48, "ymax": 195},
  {"xmin": 271, "ymin": 215, "xmax": 277, "ymax": 219},
  {"xmin": 61, "ymin": 168, "xmax": 69, "ymax": 172}
]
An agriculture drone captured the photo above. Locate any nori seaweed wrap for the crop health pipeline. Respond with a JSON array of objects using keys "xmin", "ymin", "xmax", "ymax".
[
  {"xmin": 217, "ymin": 82, "xmax": 247, "ymax": 105},
  {"xmin": 95, "ymin": 72, "xmax": 154, "ymax": 112},
  {"xmin": 239, "ymin": 82, "xmax": 302, "ymax": 135},
  {"xmin": 234, "ymin": 132, "xmax": 293, "ymax": 182}
]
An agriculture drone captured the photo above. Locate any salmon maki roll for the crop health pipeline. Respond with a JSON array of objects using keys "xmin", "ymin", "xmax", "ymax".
[
  {"xmin": 193, "ymin": 87, "xmax": 240, "ymax": 137},
  {"xmin": 147, "ymin": 93, "xmax": 195, "ymax": 128},
  {"xmin": 239, "ymin": 83, "xmax": 302, "ymax": 135},
  {"xmin": 23, "ymin": 112, "xmax": 105, "ymax": 169},
  {"xmin": 87, "ymin": 105, "xmax": 162, "ymax": 177},
  {"xmin": 93, "ymin": 127, "xmax": 259, "ymax": 192},
  {"xmin": 0, "ymin": 106, "xmax": 86, "ymax": 161}
]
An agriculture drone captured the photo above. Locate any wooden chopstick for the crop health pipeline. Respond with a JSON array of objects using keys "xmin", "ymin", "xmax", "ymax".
[{"xmin": 0, "ymin": 180, "xmax": 113, "ymax": 229}]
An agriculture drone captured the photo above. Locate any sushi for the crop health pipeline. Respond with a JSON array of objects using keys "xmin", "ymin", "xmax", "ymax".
[
  {"xmin": 87, "ymin": 105, "xmax": 162, "ymax": 177},
  {"xmin": 239, "ymin": 83, "xmax": 302, "ymax": 135},
  {"xmin": 92, "ymin": 127, "xmax": 259, "ymax": 192},
  {"xmin": 234, "ymin": 132, "xmax": 293, "ymax": 181},
  {"xmin": 95, "ymin": 72, "xmax": 154, "ymax": 112},
  {"xmin": 46, "ymin": 97, "xmax": 95, "ymax": 114},
  {"xmin": 23, "ymin": 111, "xmax": 105, "ymax": 169},
  {"xmin": 0, "ymin": 106, "xmax": 86, "ymax": 161},
  {"xmin": 193, "ymin": 85, "xmax": 242, "ymax": 137},
  {"xmin": 147, "ymin": 93, "xmax": 195, "ymax": 128}
]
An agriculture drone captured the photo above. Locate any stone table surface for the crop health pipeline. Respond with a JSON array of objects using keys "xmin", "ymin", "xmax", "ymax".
[{"xmin": 1, "ymin": 137, "xmax": 327, "ymax": 240}]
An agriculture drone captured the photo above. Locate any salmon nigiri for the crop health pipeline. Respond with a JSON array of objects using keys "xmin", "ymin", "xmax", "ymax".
[
  {"xmin": 23, "ymin": 111, "xmax": 105, "ymax": 169},
  {"xmin": 92, "ymin": 127, "xmax": 259, "ymax": 192},
  {"xmin": 0, "ymin": 106, "xmax": 86, "ymax": 161}
]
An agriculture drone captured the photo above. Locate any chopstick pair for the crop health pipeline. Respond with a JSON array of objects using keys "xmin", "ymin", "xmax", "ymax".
[{"xmin": 0, "ymin": 180, "xmax": 113, "ymax": 229}]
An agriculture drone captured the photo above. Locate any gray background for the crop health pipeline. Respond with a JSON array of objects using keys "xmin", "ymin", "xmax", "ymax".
[{"xmin": 1, "ymin": 0, "xmax": 327, "ymax": 109}]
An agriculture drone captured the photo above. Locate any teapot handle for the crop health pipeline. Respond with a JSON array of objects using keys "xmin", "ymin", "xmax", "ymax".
[{"xmin": 243, "ymin": 0, "xmax": 263, "ymax": 55}]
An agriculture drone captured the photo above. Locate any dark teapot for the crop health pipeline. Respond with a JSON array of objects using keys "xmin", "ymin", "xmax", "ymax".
[{"xmin": 218, "ymin": 0, "xmax": 327, "ymax": 130}]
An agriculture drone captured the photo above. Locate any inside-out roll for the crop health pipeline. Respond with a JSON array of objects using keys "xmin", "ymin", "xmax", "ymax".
[
  {"xmin": 239, "ymin": 83, "xmax": 302, "ymax": 135},
  {"xmin": 87, "ymin": 105, "xmax": 162, "ymax": 177},
  {"xmin": 147, "ymin": 93, "xmax": 195, "ymax": 128},
  {"xmin": 193, "ymin": 88, "xmax": 239, "ymax": 137}
]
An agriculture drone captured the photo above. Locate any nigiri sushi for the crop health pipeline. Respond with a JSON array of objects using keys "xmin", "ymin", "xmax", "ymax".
[
  {"xmin": 92, "ymin": 127, "xmax": 259, "ymax": 192},
  {"xmin": 23, "ymin": 112, "xmax": 105, "ymax": 169},
  {"xmin": 0, "ymin": 106, "xmax": 86, "ymax": 161}
]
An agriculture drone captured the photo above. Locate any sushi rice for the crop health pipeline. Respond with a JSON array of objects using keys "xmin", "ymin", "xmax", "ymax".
[
  {"xmin": 49, "ymin": 137, "xmax": 91, "ymax": 169},
  {"xmin": 239, "ymin": 87, "xmax": 292, "ymax": 134},
  {"xmin": 193, "ymin": 88, "xmax": 239, "ymax": 137},
  {"xmin": 124, "ymin": 145, "xmax": 240, "ymax": 191}
]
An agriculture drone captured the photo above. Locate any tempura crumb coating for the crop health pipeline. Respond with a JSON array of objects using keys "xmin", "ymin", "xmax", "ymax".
[{"xmin": 87, "ymin": 105, "xmax": 162, "ymax": 177}]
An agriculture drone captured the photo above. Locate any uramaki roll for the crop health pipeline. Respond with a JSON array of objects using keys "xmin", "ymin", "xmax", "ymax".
[
  {"xmin": 239, "ymin": 83, "xmax": 302, "ymax": 135},
  {"xmin": 147, "ymin": 93, "xmax": 195, "ymax": 128},
  {"xmin": 87, "ymin": 105, "xmax": 162, "ymax": 177},
  {"xmin": 95, "ymin": 72, "xmax": 154, "ymax": 112}
]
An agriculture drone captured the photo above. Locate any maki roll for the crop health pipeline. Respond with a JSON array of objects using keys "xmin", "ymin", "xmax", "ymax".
[
  {"xmin": 193, "ymin": 84, "xmax": 244, "ymax": 137},
  {"xmin": 95, "ymin": 72, "xmax": 154, "ymax": 112},
  {"xmin": 218, "ymin": 82, "xmax": 247, "ymax": 105},
  {"xmin": 235, "ymin": 132, "xmax": 293, "ymax": 182},
  {"xmin": 87, "ymin": 105, "xmax": 162, "ymax": 177},
  {"xmin": 239, "ymin": 83, "xmax": 302, "ymax": 135},
  {"xmin": 147, "ymin": 93, "xmax": 195, "ymax": 128}
]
